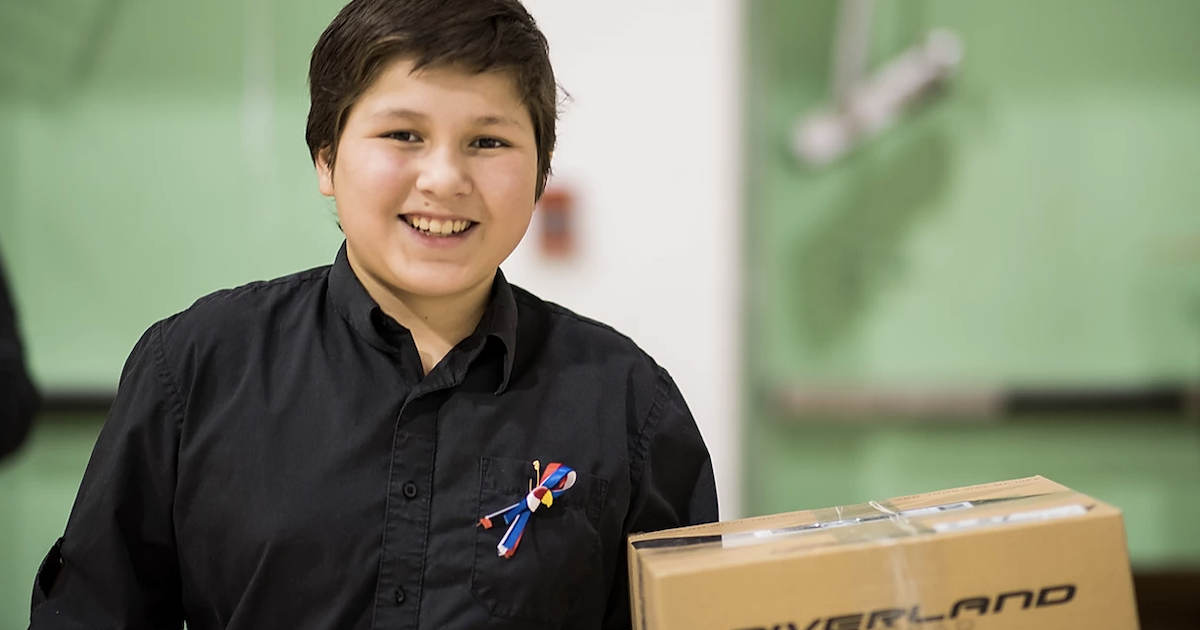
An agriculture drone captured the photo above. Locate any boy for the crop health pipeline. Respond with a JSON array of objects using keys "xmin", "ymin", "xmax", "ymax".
[{"xmin": 29, "ymin": 0, "xmax": 717, "ymax": 628}]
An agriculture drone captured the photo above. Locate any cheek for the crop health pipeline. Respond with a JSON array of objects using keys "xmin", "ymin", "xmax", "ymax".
[
  {"xmin": 335, "ymin": 144, "xmax": 413, "ymax": 208},
  {"xmin": 477, "ymin": 157, "xmax": 538, "ymax": 222}
]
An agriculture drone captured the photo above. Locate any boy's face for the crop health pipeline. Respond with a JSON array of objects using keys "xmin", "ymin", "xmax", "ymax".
[{"xmin": 318, "ymin": 57, "xmax": 539, "ymax": 303}]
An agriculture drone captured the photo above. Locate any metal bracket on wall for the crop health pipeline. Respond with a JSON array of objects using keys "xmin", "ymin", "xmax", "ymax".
[
  {"xmin": 791, "ymin": 0, "xmax": 964, "ymax": 167},
  {"xmin": 770, "ymin": 384, "xmax": 1200, "ymax": 424},
  {"xmin": 41, "ymin": 392, "xmax": 116, "ymax": 416}
]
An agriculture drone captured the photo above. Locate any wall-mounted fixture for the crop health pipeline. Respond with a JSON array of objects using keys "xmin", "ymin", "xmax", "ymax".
[{"xmin": 792, "ymin": 0, "xmax": 963, "ymax": 167}]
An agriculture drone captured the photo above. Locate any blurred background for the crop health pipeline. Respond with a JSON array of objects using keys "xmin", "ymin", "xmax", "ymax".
[{"xmin": 1, "ymin": 0, "xmax": 1198, "ymax": 628}]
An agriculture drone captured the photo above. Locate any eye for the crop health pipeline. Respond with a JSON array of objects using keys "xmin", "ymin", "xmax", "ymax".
[
  {"xmin": 471, "ymin": 137, "xmax": 510, "ymax": 149},
  {"xmin": 385, "ymin": 131, "xmax": 422, "ymax": 143}
]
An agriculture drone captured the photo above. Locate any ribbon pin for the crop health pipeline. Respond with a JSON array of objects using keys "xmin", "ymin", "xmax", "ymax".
[{"xmin": 478, "ymin": 461, "xmax": 577, "ymax": 558}]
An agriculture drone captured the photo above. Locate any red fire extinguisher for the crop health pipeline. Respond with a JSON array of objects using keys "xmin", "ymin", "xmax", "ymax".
[{"xmin": 538, "ymin": 185, "xmax": 575, "ymax": 260}]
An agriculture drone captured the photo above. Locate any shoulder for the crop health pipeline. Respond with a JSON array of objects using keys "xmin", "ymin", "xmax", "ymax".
[
  {"xmin": 508, "ymin": 283, "xmax": 675, "ymax": 422},
  {"xmin": 510, "ymin": 284, "xmax": 660, "ymax": 372},
  {"xmin": 152, "ymin": 265, "xmax": 330, "ymax": 372}
]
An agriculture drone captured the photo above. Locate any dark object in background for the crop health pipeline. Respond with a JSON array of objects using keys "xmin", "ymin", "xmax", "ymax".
[
  {"xmin": 0, "ymin": 253, "xmax": 39, "ymax": 460},
  {"xmin": 1135, "ymin": 570, "xmax": 1200, "ymax": 630}
]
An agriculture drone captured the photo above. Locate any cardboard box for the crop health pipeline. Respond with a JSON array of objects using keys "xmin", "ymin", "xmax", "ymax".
[{"xmin": 628, "ymin": 476, "xmax": 1138, "ymax": 630}]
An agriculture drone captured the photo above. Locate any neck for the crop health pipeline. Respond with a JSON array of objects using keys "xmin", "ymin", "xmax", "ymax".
[{"xmin": 350, "ymin": 261, "xmax": 493, "ymax": 376}]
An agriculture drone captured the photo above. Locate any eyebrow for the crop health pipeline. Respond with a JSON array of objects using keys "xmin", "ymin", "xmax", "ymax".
[
  {"xmin": 373, "ymin": 108, "xmax": 524, "ymax": 129},
  {"xmin": 474, "ymin": 115, "xmax": 523, "ymax": 128},
  {"xmin": 374, "ymin": 108, "xmax": 427, "ymax": 122}
]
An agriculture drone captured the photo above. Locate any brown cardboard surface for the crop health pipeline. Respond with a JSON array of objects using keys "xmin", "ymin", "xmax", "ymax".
[{"xmin": 629, "ymin": 476, "xmax": 1139, "ymax": 630}]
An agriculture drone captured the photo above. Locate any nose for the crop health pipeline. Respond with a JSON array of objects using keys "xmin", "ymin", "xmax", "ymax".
[{"xmin": 415, "ymin": 146, "xmax": 472, "ymax": 200}]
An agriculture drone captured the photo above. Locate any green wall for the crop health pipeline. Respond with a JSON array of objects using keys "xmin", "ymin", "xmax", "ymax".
[
  {"xmin": 0, "ymin": 0, "xmax": 347, "ymax": 392},
  {"xmin": 744, "ymin": 0, "xmax": 1200, "ymax": 567}
]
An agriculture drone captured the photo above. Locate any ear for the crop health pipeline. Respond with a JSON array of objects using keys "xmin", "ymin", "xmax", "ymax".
[{"xmin": 316, "ymin": 147, "xmax": 335, "ymax": 197}]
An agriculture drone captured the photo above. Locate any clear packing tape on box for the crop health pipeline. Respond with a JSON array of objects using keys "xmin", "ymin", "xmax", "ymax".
[
  {"xmin": 635, "ymin": 491, "xmax": 1088, "ymax": 553},
  {"xmin": 627, "ymin": 477, "xmax": 1140, "ymax": 630}
]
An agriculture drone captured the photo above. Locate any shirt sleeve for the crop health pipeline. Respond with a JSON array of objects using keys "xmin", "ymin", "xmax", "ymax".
[
  {"xmin": 30, "ymin": 321, "xmax": 186, "ymax": 629},
  {"xmin": 0, "ymin": 255, "xmax": 38, "ymax": 460},
  {"xmin": 605, "ymin": 365, "xmax": 720, "ymax": 629}
]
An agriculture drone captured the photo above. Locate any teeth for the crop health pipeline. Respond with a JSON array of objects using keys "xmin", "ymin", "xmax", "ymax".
[{"xmin": 406, "ymin": 215, "xmax": 472, "ymax": 236}]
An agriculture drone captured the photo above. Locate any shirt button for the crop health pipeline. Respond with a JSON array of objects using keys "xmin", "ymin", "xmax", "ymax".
[
  {"xmin": 402, "ymin": 482, "xmax": 419, "ymax": 499},
  {"xmin": 394, "ymin": 586, "xmax": 406, "ymax": 605}
]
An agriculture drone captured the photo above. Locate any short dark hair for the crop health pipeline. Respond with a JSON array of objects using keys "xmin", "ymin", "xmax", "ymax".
[{"xmin": 306, "ymin": 0, "xmax": 558, "ymax": 199}]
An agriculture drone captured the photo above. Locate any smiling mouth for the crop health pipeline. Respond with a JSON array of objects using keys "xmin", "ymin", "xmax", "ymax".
[{"xmin": 399, "ymin": 214, "xmax": 477, "ymax": 237}]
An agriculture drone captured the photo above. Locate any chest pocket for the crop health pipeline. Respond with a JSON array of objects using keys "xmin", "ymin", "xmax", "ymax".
[{"xmin": 471, "ymin": 456, "xmax": 608, "ymax": 624}]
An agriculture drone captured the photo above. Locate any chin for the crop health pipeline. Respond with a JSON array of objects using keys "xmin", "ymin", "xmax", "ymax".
[{"xmin": 389, "ymin": 267, "xmax": 488, "ymax": 299}]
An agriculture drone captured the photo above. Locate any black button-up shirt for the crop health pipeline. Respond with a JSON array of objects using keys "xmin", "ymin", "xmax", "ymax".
[{"xmin": 30, "ymin": 244, "xmax": 718, "ymax": 629}]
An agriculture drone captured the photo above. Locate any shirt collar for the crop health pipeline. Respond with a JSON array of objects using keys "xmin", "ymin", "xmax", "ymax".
[
  {"xmin": 476, "ymin": 267, "xmax": 518, "ymax": 394},
  {"xmin": 327, "ymin": 242, "xmax": 518, "ymax": 394}
]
